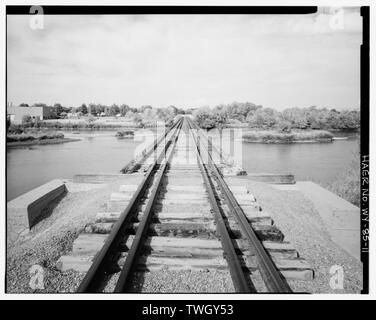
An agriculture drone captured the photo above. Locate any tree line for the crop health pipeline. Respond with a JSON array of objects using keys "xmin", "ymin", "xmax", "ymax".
[
  {"xmin": 14, "ymin": 101, "xmax": 360, "ymax": 131},
  {"xmin": 16, "ymin": 103, "xmax": 188, "ymax": 124},
  {"xmin": 193, "ymin": 102, "xmax": 360, "ymax": 131},
  {"xmin": 14, "ymin": 103, "xmax": 190, "ymax": 128}
]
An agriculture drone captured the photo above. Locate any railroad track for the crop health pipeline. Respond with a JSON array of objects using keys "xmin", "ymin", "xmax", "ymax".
[
  {"xmin": 187, "ymin": 118, "xmax": 291, "ymax": 292},
  {"xmin": 58, "ymin": 116, "xmax": 313, "ymax": 293}
]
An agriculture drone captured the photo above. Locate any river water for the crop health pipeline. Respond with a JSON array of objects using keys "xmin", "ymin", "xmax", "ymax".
[
  {"xmin": 241, "ymin": 138, "xmax": 358, "ymax": 182},
  {"xmin": 6, "ymin": 130, "xmax": 359, "ymax": 201},
  {"xmin": 6, "ymin": 133, "xmax": 139, "ymax": 201}
]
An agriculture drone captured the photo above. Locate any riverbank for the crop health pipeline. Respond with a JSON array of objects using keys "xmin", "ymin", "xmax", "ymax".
[
  {"xmin": 115, "ymin": 130, "xmax": 135, "ymax": 138},
  {"xmin": 9, "ymin": 117, "xmax": 168, "ymax": 132},
  {"xmin": 242, "ymin": 130, "xmax": 334, "ymax": 144},
  {"xmin": 7, "ymin": 133, "xmax": 80, "ymax": 148},
  {"xmin": 317, "ymin": 156, "xmax": 360, "ymax": 207}
]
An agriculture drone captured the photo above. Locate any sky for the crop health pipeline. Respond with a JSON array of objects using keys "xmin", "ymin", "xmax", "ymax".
[{"xmin": 7, "ymin": 8, "xmax": 362, "ymax": 110}]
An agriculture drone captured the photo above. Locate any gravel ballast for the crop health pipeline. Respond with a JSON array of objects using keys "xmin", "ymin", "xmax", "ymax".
[
  {"xmin": 6, "ymin": 181, "xmax": 120, "ymax": 293},
  {"xmin": 6, "ymin": 179, "xmax": 363, "ymax": 294},
  {"xmin": 245, "ymin": 180, "xmax": 363, "ymax": 294}
]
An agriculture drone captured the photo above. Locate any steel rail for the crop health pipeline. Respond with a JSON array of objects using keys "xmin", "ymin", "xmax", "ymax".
[
  {"xmin": 114, "ymin": 119, "xmax": 183, "ymax": 292},
  {"xmin": 188, "ymin": 117, "xmax": 292, "ymax": 293},
  {"xmin": 186, "ymin": 118, "xmax": 254, "ymax": 293},
  {"xmin": 120, "ymin": 117, "xmax": 181, "ymax": 173},
  {"xmin": 76, "ymin": 118, "xmax": 183, "ymax": 293}
]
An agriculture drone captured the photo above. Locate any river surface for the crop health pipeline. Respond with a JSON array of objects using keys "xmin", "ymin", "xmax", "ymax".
[
  {"xmin": 7, "ymin": 130, "xmax": 359, "ymax": 201},
  {"xmin": 241, "ymin": 139, "xmax": 358, "ymax": 182},
  {"xmin": 207, "ymin": 129, "xmax": 359, "ymax": 183},
  {"xmin": 6, "ymin": 133, "xmax": 139, "ymax": 201}
]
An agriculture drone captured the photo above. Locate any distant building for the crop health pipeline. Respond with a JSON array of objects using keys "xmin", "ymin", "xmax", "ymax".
[{"xmin": 7, "ymin": 105, "xmax": 54, "ymax": 123}]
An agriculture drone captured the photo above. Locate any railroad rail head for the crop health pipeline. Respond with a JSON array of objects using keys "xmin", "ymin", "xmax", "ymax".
[
  {"xmin": 187, "ymin": 117, "xmax": 292, "ymax": 293},
  {"xmin": 76, "ymin": 116, "xmax": 293, "ymax": 293},
  {"xmin": 76, "ymin": 118, "xmax": 184, "ymax": 292}
]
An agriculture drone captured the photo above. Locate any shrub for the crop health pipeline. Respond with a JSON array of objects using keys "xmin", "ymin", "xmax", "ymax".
[
  {"xmin": 7, "ymin": 132, "xmax": 65, "ymax": 143},
  {"xmin": 243, "ymin": 130, "xmax": 333, "ymax": 143},
  {"xmin": 316, "ymin": 151, "xmax": 360, "ymax": 207},
  {"xmin": 7, "ymin": 134, "xmax": 35, "ymax": 142},
  {"xmin": 194, "ymin": 110, "xmax": 216, "ymax": 130},
  {"xmin": 8, "ymin": 124, "xmax": 24, "ymax": 134},
  {"xmin": 277, "ymin": 120, "xmax": 292, "ymax": 133},
  {"xmin": 38, "ymin": 133, "xmax": 64, "ymax": 140},
  {"xmin": 327, "ymin": 161, "xmax": 359, "ymax": 206},
  {"xmin": 22, "ymin": 115, "xmax": 32, "ymax": 124},
  {"xmin": 115, "ymin": 130, "xmax": 134, "ymax": 137}
]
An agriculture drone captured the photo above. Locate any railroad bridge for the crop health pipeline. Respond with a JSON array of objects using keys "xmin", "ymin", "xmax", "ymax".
[
  {"xmin": 54, "ymin": 116, "xmax": 313, "ymax": 293},
  {"xmin": 7, "ymin": 116, "xmax": 322, "ymax": 293}
]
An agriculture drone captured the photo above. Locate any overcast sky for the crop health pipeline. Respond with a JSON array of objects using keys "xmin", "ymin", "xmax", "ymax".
[{"xmin": 7, "ymin": 8, "xmax": 362, "ymax": 110}]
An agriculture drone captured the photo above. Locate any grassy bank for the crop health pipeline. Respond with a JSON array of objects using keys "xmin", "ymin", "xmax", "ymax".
[
  {"xmin": 7, "ymin": 132, "xmax": 64, "ymax": 142},
  {"xmin": 115, "ymin": 130, "xmax": 134, "ymax": 138},
  {"xmin": 242, "ymin": 130, "xmax": 334, "ymax": 143},
  {"xmin": 9, "ymin": 121, "xmax": 140, "ymax": 132},
  {"xmin": 320, "ymin": 157, "xmax": 360, "ymax": 207},
  {"xmin": 7, "ymin": 132, "xmax": 80, "ymax": 147},
  {"xmin": 8, "ymin": 117, "xmax": 171, "ymax": 133}
]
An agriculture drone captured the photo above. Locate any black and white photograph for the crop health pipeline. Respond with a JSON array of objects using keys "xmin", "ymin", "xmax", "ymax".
[{"xmin": 3, "ymin": 3, "xmax": 370, "ymax": 298}]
